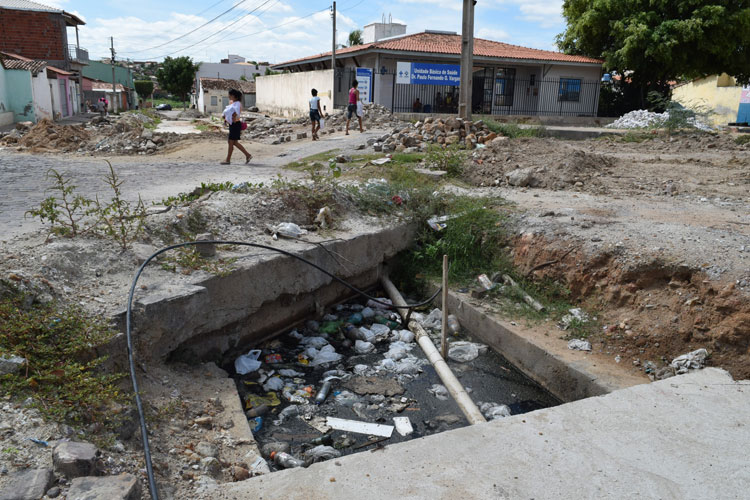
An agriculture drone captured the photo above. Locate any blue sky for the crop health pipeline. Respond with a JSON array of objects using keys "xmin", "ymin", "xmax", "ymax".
[{"xmin": 50, "ymin": 0, "xmax": 566, "ymax": 64}]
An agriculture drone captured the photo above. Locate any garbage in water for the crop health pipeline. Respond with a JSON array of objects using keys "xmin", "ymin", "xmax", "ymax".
[
  {"xmin": 393, "ymin": 417, "xmax": 414, "ymax": 436},
  {"xmin": 235, "ymin": 350, "xmax": 262, "ymax": 374},
  {"xmin": 671, "ymin": 348, "xmax": 709, "ymax": 374},
  {"xmin": 567, "ymin": 339, "xmax": 592, "ymax": 352},
  {"xmin": 448, "ymin": 341, "xmax": 488, "ymax": 363},
  {"xmin": 229, "ymin": 292, "xmax": 559, "ymax": 472},
  {"xmin": 446, "ymin": 315, "xmax": 460, "ymax": 335},
  {"xmin": 479, "ymin": 402, "xmax": 512, "ymax": 421}
]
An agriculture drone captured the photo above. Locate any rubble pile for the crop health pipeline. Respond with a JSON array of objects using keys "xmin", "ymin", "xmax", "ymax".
[
  {"xmin": 608, "ymin": 109, "xmax": 714, "ymax": 131},
  {"xmin": 244, "ymin": 116, "xmax": 297, "ymax": 144},
  {"xmin": 464, "ymin": 138, "xmax": 615, "ymax": 191},
  {"xmin": 0, "ymin": 113, "xmax": 180, "ymax": 155},
  {"xmin": 371, "ymin": 116, "xmax": 501, "ymax": 153},
  {"xmin": 234, "ymin": 297, "xmax": 546, "ymax": 471}
]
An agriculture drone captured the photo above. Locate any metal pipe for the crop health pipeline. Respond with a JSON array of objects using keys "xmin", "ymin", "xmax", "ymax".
[{"xmin": 381, "ymin": 275, "xmax": 486, "ymax": 425}]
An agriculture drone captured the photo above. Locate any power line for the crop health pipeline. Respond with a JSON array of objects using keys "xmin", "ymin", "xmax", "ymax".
[
  {"xmin": 124, "ymin": 0, "xmax": 256, "ymax": 54},
  {"xmin": 210, "ymin": 7, "xmax": 328, "ymax": 45},
  {"xmin": 200, "ymin": 0, "xmax": 283, "ymax": 48},
  {"xmin": 149, "ymin": 0, "xmax": 277, "ymax": 59}
]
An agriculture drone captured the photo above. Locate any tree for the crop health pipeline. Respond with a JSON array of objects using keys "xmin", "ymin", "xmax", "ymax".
[
  {"xmin": 348, "ymin": 29, "xmax": 363, "ymax": 46},
  {"xmin": 156, "ymin": 56, "xmax": 200, "ymax": 109},
  {"xmin": 133, "ymin": 80, "xmax": 154, "ymax": 107},
  {"xmin": 557, "ymin": 1, "xmax": 750, "ymax": 107}
]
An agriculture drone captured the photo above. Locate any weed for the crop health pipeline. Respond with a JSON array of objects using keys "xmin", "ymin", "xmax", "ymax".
[
  {"xmin": 425, "ymin": 144, "xmax": 468, "ymax": 177},
  {"xmin": 93, "ymin": 161, "xmax": 147, "ymax": 250},
  {"xmin": 25, "ymin": 169, "xmax": 95, "ymax": 239},
  {"xmin": 619, "ymin": 131, "xmax": 654, "ymax": 143},
  {"xmin": 735, "ymin": 135, "xmax": 750, "ymax": 145},
  {"xmin": 160, "ymin": 246, "xmax": 236, "ymax": 276},
  {"xmin": 159, "ymin": 181, "xmax": 236, "ymax": 207},
  {"xmin": 485, "ymin": 120, "xmax": 546, "ymax": 138},
  {"xmin": 0, "ymin": 282, "xmax": 127, "ymax": 439}
]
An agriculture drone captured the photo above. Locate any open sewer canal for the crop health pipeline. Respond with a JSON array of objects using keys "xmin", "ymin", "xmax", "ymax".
[{"xmin": 224, "ymin": 290, "xmax": 560, "ymax": 470}]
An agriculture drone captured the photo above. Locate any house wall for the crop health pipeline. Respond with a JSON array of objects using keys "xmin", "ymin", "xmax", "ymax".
[
  {"xmin": 256, "ymin": 70, "xmax": 333, "ymax": 117},
  {"xmin": 196, "ymin": 62, "xmax": 267, "ymax": 82},
  {"xmin": 535, "ymin": 64, "xmax": 601, "ymax": 116},
  {"xmin": 3, "ymin": 67, "xmax": 35, "ymax": 122},
  {"xmin": 201, "ymin": 89, "xmax": 231, "ymax": 114},
  {"xmin": 31, "ymin": 71, "xmax": 53, "ymax": 120},
  {"xmin": 0, "ymin": 66, "xmax": 13, "ymax": 126},
  {"xmin": 672, "ymin": 75, "xmax": 743, "ymax": 126},
  {"xmin": 49, "ymin": 78, "xmax": 62, "ymax": 118},
  {"xmin": 0, "ymin": 8, "xmax": 67, "ymax": 66}
]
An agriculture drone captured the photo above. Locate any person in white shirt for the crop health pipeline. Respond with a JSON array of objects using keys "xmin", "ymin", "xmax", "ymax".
[
  {"xmin": 221, "ymin": 89, "xmax": 252, "ymax": 165},
  {"xmin": 309, "ymin": 88, "xmax": 324, "ymax": 141}
]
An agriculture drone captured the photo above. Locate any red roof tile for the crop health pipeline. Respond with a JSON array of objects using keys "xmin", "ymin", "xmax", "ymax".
[
  {"xmin": 275, "ymin": 32, "xmax": 602, "ymax": 67},
  {"xmin": 199, "ymin": 77, "xmax": 256, "ymax": 93}
]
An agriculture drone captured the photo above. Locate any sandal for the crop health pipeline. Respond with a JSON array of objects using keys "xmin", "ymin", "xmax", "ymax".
[
  {"xmin": 220, "ymin": 161, "xmax": 230, "ymax": 165},
  {"xmin": 245, "ymin": 155, "xmax": 252, "ymax": 164}
]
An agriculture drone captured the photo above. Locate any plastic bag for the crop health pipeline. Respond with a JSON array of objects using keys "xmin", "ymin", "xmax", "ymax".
[
  {"xmin": 671, "ymin": 348, "xmax": 708, "ymax": 374},
  {"xmin": 309, "ymin": 344, "xmax": 343, "ymax": 366},
  {"xmin": 334, "ymin": 390, "xmax": 359, "ymax": 407},
  {"xmin": 447, "ymin": 341, "xmax": 488, "ymax": 363},
  {"xmin": 361, "ymin": 307, "xmax": 376, "ymax": 318},
  {"xmin": 319, "ymin": 118, "xmax": 325, "ymax": 129},
  {"xmin": 274, "ymin": 222, "xmax": 307, "ymax": 239},
  {"xmin": 369, "ymin": 323, "xmax": 391, "ymax": 340},
  {"xmin": 428, "ymin": 384, "xmax": 449, "ymax": 401},
  {"xmin": 263, "ymin": 377, "xmax": 285, "ymax": 392},
  {"xmin": 353, "ymin": 364, "xmax": 371, "ymax": 376},
  {"xmin": 354, "ymin": 340, "xmax": 375, "ymax": 354},
  {"xmin": 305, "ymin": 445, "xmax": 341, "ymax": 463},
  {"xmin": 421, "ymin": 308, "xmax": 443, "ymax": 329},
  {"xmin": 567, "ymin": 339, "xmax": 592, "ymax": 352},
  {"xmin": 392, "ymin": 330, "xmax": 415, "ymax": 343},
  {"xmin": 300, "ymin": 336, "xmax": 329, "ymax": 349},
  {"xmin": 480, "ymin": 402, "xmax": 511, "ymax": 420},
  {"xmin": 385, "ymin": 341, "xmax": 412, "ymax": 361},
  {"xmin": 235, "ymin": 349, "xmax": 262, "ymax": 374},
  {"xmin": 356, "ymin": 101, "xmax": 364, "ymax": 117}
]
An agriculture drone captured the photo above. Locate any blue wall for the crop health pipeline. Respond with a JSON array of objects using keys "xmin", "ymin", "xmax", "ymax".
[{"xmin": 0, "ymin": 66, "xmax": 35, "ymax": 122}]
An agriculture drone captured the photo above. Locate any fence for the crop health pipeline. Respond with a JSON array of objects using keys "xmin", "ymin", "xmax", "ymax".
[{"xmin": 392, "ymin": 76, "xmax": 601, "ymax": 117}]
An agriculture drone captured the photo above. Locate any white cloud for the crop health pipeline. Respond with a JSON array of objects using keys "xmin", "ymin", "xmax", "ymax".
[
  {"xmin": 484, "ymin": 0, "xmax": 563, "ymax": 28},
  {"xmin": 396, "ymin": 0, "xmax": 462, "ymax": 12},
  {"xmin": 476, "ymin": 27, "xmax": 510, "ymax": 41}
]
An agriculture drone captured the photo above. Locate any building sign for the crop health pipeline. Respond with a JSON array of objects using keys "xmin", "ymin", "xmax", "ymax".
[
  {"xmin": 396, "ymin": 62, "xmax": 460, "ymax": 86},
  {"xmin": 356, "ymin": 68, "xmax": 373, "ymax": 103}
]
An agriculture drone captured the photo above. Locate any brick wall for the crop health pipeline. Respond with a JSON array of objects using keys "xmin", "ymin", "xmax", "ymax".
[{"xmin": 0, "ymin": 8, "xmax": 67, "ymax": 62}]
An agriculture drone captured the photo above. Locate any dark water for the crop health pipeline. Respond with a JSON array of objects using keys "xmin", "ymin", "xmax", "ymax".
[{"xmin": 227, "ymin": 295, "xmax": 560, "ymax": 470}]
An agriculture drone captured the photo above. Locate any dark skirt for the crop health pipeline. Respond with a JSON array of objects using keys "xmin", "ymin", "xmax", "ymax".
[
  {"xmin": 228, "ymin": 121, "xmax": 242, "ymax": 140},
  {"xmin": 310, "ymin": 109, "xmax": 321, "ymax": 122}
]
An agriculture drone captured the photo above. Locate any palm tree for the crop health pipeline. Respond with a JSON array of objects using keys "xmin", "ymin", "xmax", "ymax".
[{"xmin": 348, "ymin": 29, "xmax": 363, "ymax": 46}]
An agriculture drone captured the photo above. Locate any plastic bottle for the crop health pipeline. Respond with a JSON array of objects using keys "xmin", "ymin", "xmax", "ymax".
[
  {"xmin": 245, "ymin": 404, "xmax": 269, "ymax": 418},
  {"xmin": 447, "ymin": 314, "xmax": 460, "ymax": 335},
  {"xmin": 342, "ymin": 323, "xmax": 366, "ymax": 342},
  {"xmin": 270, "ymin": 451, "xmax": 304, "ymax": 469},
  {"xmin": 315, "ymin": 380, "xmax": 333, "ymax": 405},
  {"xmin": 308, "ymin": 434, "xmax": 333, "ymax": 446}
]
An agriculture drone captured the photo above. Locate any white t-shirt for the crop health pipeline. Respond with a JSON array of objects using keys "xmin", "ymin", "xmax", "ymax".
[
  {"xmin": 309, "ymin": 96, "xmax": 320, "ymax": 111},
  {"xmin": 223, "ymin": 100, "xmax": 241, "ymax": 124}
]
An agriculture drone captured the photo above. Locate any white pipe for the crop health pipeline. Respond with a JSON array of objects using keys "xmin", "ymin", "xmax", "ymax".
[{"xmin": 381, "ymin": 275, "xmax": 486, "ymax": 425}]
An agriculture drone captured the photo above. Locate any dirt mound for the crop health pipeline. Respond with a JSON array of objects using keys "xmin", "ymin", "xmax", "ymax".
[
  {"xmin": 512, "ymin": 232, "xmax": 750, "ymax": 380},
  {"xmin": 16, "ymin": 119, "xmax": 91, "ymax": 153},
  {"xmin": 464, "ymin": 138, "xmax": 615, "ymax": 192}
]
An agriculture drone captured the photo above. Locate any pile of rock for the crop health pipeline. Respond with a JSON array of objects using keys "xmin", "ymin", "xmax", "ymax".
[{"xmin": 372, "ymin": 117, "xmax": 501, "ymax": 153}]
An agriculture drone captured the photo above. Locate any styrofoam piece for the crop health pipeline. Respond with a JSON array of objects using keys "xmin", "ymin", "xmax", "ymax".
[
  {"xmin": 393, "ymin": 416, "xmax": 414, "ymax": 436},
  {"xmin": 326, "ymin": 417, "xmax": 394, "ymax": 437}
]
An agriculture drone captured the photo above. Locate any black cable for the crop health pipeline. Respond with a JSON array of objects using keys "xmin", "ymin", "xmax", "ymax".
[{"xmin": 126, "ymin": 240, "xmax": 441, "ymax": 499}]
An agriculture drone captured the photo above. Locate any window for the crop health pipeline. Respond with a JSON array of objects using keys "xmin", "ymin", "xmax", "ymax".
[
  {"xmin": 558, "ymin": 78, "xmax": 581, "ymax": 101},
  {"xmin": 210, "ymin": 95, "xmax": 217, "ymax": 106},
  {"xmin": 494, "ymin": 68, "xmax": 516, "ymax": 107}
]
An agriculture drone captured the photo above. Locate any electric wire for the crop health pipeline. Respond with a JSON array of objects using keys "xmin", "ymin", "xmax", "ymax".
[
  {"xmin": 127, "ymin": 240, "xmax": 441, "ymax": 500},
  {"xmin": 123, "ymin": 0, "xmax": 256, "ymax": 54},
  {"xmin": 218, "ymin": 7, "xmax": 329, "ymax": 43}
]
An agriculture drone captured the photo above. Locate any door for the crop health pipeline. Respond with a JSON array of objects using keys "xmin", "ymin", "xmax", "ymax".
[{"xmin": 59, "ymin": 80, "xmax": 69, "ymax": 117}]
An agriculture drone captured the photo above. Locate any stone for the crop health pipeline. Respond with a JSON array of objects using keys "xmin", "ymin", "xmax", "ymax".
[
  {"xmin": 335, "ymin": 154, "xmax": 352, "ymax": 163},
  {"xmin": 145, "ymin": 140, "xmax": 156, "ymax": 149},
  {"xmin": 296, "ymin": 132, "xmax": 307, "ymax": 139},
  {"xmin": 344, "ymin": 376, "xmax": 405, "ymax": 396},
  {"xmin": 200, "ymin": 457, "xmax": 222, "ymax": 478},
  {"xmin": 141, "ymin": 129, "xmax": 153, "ymax": 140},
  {"xmin": 445, "ymin": 135, "xmax": 460, "ymax": 145},
  {"xmin": 195, "ymin": 233, "xmax": 216, "ymax": 258},
  {"xmin": 66, "ymin": 474, "xmax": 141, "ymax": 500},
  {"xmin": 506, "ymin": 168, "xmax": 536, "ymax": 187},
  {"xmin": 53, "ymin": 441, "xmax": 98, "ymax": 478},
  {"xmin": 355, "ymin": 144, "xmax": 366, "ymax": 150},
  {"xmin": 373, "ymin": 143, "xmax": 383, "ymax": 152},
  {"xmin": 46, "ymin": 486, "xmax": 61, "ymax": 498},
  {"xmin": 0, "ymin": 355, "xmax": 26, "ymax": 375},
  {"xmin": 231, "ymin": 465, "xmax": 250, "ymax": 481},
  {"xmin": 195, "ymin": 441, "xmax": 219, "ymax": 458},
  {"xmin": 491, "ymin": 136, "xmax": 509, "ymax": 145},
  {"xmin": 195, "ymin": 416, "xmax": 213, "ymax": 427},
  {"xmin": 0, "ymin": 468, "xmax": 54, "ymax": 500}
]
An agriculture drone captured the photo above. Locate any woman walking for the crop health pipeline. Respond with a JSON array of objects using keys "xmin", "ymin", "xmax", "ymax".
[
  {"xmin": 345, "ymin": 80, "xmax": 364, "ymax": 135},
  {"xmin": 221, "ymin": 88, "xmax": 252, "ymax": 165},
  {"xmin": 309, "ymin": 88, "xmax": 323, "ymax": 140}
]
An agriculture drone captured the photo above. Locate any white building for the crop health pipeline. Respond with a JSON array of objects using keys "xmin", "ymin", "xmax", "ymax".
[
  {"xmin": 196, "ymin": 78, "xmax": 256, "ymax": 114},
  {"xmin": 264, "ymin": 28, "xmax": 603, "ymax": 118},
  {"xmin": 194, "ymin": 56, "xmax": 269, "ymax": 100}
]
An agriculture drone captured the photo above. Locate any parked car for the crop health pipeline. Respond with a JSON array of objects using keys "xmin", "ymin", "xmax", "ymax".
[{"xmin": 156, "ymin": 103, "xmax": 172, "ymax": 111}]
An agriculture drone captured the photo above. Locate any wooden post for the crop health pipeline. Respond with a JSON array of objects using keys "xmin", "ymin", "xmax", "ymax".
[{"xmin": 441, "ymin": 254, "xmax": 448, "ymax": 359}]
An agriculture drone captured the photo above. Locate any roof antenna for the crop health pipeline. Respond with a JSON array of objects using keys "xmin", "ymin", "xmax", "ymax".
[
  {"xmin": 389, "ymin": 13, "xmax": 392, "ymax": 24},
  {"xmin": 382, "ymin": 13, "xmax": 385, "ymax": 24}
]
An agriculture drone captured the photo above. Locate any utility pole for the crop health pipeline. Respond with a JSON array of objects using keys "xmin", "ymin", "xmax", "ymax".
[
  {"xmin": 458, "ymin": 0, "xmax": 475, "ymax": 120},
  {"xmin": 331, "ymin": 1, "xmax": 336, "ymax": 71},
  {"xmin": 110, "ymin": 37, "xmax": 118, "ymax": 113}
]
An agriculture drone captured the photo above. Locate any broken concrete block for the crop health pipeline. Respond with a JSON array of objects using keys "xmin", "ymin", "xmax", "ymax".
[
  {"xmin": 0, "ymin": 468, "xmax": 54, "ymax": 500},
  {"xmin": 66, "ymin": 474, "xmax": 141, "ymax": 500},
  {"xmin": 53, "ymin": 441, "xmax": 98, "ymax": 478},
  {"xmin": 195, "ymin": 441, "xmax": 219, "ymax": 458},
  {"xmin": 195, "ymin": 233, "xmax": 216, "ymax": 258},
  {"xmin": 200, "ymin": 457, "xmax": 222, "ymax": 478},
  {"xmin": 470, "ymin": 287, "xmax": 488, "ymax": 299},
  {"xmin": 0, "ymin": 355, "xmax": 26, "ymax": 375},
  {"xmin": 506, "ymin": 168, "xmax": 536, "ymax": 187}
]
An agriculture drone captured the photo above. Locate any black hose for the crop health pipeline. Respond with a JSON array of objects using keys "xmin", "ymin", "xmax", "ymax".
[{"xmin": 126, "ymin": 240, "xmax": 441, "ymax": 499}]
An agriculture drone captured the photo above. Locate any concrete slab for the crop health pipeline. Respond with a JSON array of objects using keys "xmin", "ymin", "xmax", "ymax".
[{"xmin": 218, "ymin": 368, "xmax": 750, "ymax": 500}]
